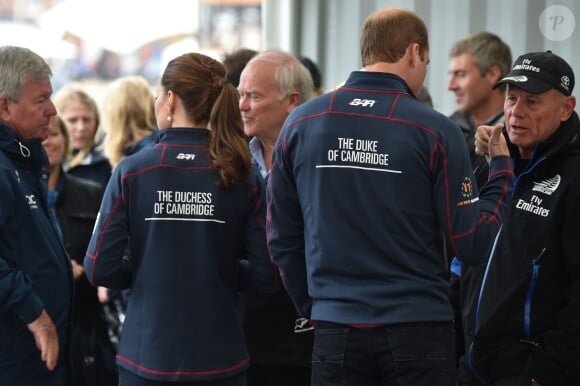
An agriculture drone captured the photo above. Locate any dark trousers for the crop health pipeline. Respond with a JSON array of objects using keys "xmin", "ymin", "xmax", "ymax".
[
  {"xmin": 119, "ymin": 367, "xmax": 246, "ymax": 386},
  {"xmin": 458, "ymin": 374, "xmax": 530, "ymax": 386},
  {"xmin": 246, "ymin": 364, "xmax": 311, "ymax": 386},
  {"xmin": 488, "ymin": 376, "xmax": 530, "ymax": 386},
  {"xmin": 312, "ymin": 321, "xmax": 456, "ymax": 386},
  {"xmin": 457, "ymin": 356, "xmax": 531, "ymax": 386}
]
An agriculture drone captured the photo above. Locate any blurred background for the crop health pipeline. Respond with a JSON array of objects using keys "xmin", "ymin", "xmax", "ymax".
[
  {"xmin": 0, "ymin": 0, "xmax": 261, "ymax": 102},
  {"xmin": 0, "ymin": 0, "xmax": 577, "ymax": 115}
]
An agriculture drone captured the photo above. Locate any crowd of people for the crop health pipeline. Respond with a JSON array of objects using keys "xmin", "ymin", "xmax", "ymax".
[{"xmin": 0, "ymin": 5, "xmax": 578, "ymax": 386}]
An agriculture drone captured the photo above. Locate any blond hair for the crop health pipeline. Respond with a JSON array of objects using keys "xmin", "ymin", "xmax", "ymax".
[
  {"xmin": 53, "ymin": 85, "xmax": 101, "ymax": 168},
  {"xmin": 102, "ymin": 76, "xmax": 156, "ymax": 168}
]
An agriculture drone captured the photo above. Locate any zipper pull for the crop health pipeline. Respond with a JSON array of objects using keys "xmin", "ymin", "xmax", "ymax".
[
  {"xmin": 534, "ymin": 248, "xmax": 547, "ymax": 263},
  {"xmin": 519, "ymin": 338, "xmax": 540, "ymax": 346},
  {"xmin": 531, "ymin": 248, "xmax": 546, "ymax": 279}
]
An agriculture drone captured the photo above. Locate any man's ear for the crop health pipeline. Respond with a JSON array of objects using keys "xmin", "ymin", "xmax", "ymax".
[
  {"xmin": 287, "ymin": 91, "xmax": 301, "ymax": 112},
  {"xmin": 0, "ymin": 96, "xmax": 11, "ymax": 122},
  {"xmin": 486, "ymin": 65, "xmax": 502, "ymax": 84},
  {"xmin": 408, "ymin": 43, "xmax": 421, "ymax": 67},
  {"xmin": 560, "ymin": 95, "xmax": 576, "ymax": 121}
]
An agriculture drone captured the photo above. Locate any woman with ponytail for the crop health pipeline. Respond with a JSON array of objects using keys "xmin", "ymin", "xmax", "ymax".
[{"xmin": 84, "ymin": 52, "xmax": 277, "ymax": 386}]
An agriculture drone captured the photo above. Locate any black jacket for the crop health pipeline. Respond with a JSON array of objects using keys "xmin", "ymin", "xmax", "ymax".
[
  {"xmin": 67, "ymin": 148, "xmax": 111, "ymax": 188},
  {"xmin": 450, "ymin": 110, "xmax": 504, "ymax": 168},
  {"xmin": 467, "ymin": 112, "xmax": 580, "ymax": 385},
  {"xmin": 55, "ymin": 172, "xmax": 103, "ymax": 324},
  {"xmin": 54, "ymin": 171, "xmax": 118, "ymax": 386}
]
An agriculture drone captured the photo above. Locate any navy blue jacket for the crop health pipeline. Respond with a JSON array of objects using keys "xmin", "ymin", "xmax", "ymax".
[
  {"xmin": 0, "ymin": 123, "xmax": 73, "ymax": 385},
  {"xmin": 467, "ymin": 112, "xmax": 580, "ymax": 385},
  {"xmin": 241, "ymin": 138, "xmax": 313, "ymax": 368},
  {"xmin": 267, "ymin": 71, "xmax": 513, "ymax": 325},
  {"xmin": 84, "ymin": 128, "xmax": 277, "ymax": 382}
]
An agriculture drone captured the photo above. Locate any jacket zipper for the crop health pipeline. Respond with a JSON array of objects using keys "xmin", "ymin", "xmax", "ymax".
[
  {"xmin": 467, "ymin": 154, "xmax": 547, "ymax": 381},
  {"xmin": 466, "ymin": 226, "xmax": 503, "ymax": 383},
  {"xmin": 523, "ymin": 248, "xmax": 546, "ymax": 338}
]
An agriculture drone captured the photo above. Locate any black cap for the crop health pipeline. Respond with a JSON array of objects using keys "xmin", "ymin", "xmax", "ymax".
[{"xmin": 493, "ymin": 51, "xmax": 574, "ymax": 96}]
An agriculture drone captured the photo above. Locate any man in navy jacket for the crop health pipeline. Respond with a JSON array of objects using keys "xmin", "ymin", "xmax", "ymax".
[
  {"xmin": 267, "ymin": 7, "xmax": 513, "ymax": 386},
  {"xmin": 0, "ymin": 46, "xmax": 73, "ymax": 385}
]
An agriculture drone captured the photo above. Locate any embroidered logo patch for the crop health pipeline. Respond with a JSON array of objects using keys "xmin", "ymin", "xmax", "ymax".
[
  {"xmin": 457, "ymin": 177, "xmax": 479, "ymax": 206},
  {"xmin": 25, "ymin": 194, "xmax": 38, "ymax": 209},
  {"xmin": 532, "ymin": 174, "xmax": 560, "ymax": 195}
]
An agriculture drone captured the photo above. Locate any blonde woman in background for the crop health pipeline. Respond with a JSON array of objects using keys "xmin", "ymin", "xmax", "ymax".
[
  {"xmin": 53, "ymin": 85, "xmax": 112, "ymax": 187},
  {"xmin": 102, "ymin": 75, "xmax": 157, "ymax": 169},
  {"xmin": 99, "ymin": 76, "xmax": 157, "ymax": 342}
]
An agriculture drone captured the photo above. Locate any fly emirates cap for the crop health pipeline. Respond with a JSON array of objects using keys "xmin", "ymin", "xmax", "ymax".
[{"xmin": 494, "ymin": 50, "xmax": 575, "ymax": 96}]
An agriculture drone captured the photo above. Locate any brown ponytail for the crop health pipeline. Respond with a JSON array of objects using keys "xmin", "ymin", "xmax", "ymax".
[{"xmin": 161, "ymin": 53, "xmax": 251, "ymax": 188}]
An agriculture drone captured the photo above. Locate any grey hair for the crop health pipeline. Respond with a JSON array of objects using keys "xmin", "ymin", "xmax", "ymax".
[
  {"xmin": 0, "ymin": 46, "xmax": 52, "ymax": 102},
  {"xmin": 449, "ymin": 32, "xmax": 512, "ymax": 78},
  {"xmin": 247, "ymin": 50, "xmax": 314, "ymax": 104}
]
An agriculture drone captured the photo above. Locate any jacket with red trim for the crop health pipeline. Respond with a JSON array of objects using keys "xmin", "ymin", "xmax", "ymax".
[
  {"xmin": 267, "ymin": 71, "xmax": 513, "ymax": 325},
  {"xmin": 84, "ymin": 128, "xmax": 276, "ymax": 382}
]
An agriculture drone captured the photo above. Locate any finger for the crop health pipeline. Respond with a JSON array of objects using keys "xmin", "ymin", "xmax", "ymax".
[
  {"xmin": 39, "ymin": 338, "xmax": 47, "ymax": 362},
  {"xmin": 45, "ymin": 337, "xmax": 59, "ymax": 371},
  {"xmin": 490, "ymin": 122, "xmax": 505, "ymax": 143},
  {"xmin": 33, "ymin": 335, "xmax": 42, "ymax": 351},
  {"xmin": 475, "ymin": 137, "xmax": 488, "ymax": 156},
  {"xmin": 46, "ymin": 351, "xmax": 58, "ymax": 371}
]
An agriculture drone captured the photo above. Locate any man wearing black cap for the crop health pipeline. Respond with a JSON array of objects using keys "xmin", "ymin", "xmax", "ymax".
[{"xmin": 460, "ymin": 51, "xmax": 579, "ymax": 386}]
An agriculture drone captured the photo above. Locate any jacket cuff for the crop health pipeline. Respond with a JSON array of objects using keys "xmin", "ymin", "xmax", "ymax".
[
  {"xmin": 488, "ymin": 155, "xmax": 512, "ymax": 174},
  {"xmin": 12, "ymin": 291, "xmax": 45, "ymax": 324}
]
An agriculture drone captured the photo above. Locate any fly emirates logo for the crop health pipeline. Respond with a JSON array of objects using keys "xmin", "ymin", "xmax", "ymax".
[
  {"xmin": 515, "ymin": 175, "xmax": 560, "ymax": 217},
  {"xmin": 515, "ymin": 194, "xmax": 550, "ymax": 217}
]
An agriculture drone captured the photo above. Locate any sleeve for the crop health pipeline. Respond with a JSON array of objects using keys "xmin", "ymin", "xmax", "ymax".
[
  {"xmin": 83, "ymin": 168, "xmax": 131, "ymax": 289},
  {"xmin": 238, "ymin": 172, "xmax": 279, "ymax": 292},
  {"xmin": 266, "ymin": 126, "xmax": 312, "ymax": 317},
  {"xmin": 0, "ymin": 171, "xmax": 44, "ymax": 323},
  {"xmin": 525, "ymin": 184, "xmax": 580, "ymax": 385},
  {"xmin": 433, "ymin": 126, "xmax": 514, "ymax": 266}
]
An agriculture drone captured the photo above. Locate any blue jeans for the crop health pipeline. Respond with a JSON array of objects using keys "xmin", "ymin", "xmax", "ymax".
[{"xmin": 312, "ymin": 321, "xmax": 456, "ymax": 386}]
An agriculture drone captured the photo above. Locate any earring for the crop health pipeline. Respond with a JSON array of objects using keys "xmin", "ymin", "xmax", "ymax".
[{"xmin": 166, "ymin": 115, "xmax": 172, "ymax": 122}]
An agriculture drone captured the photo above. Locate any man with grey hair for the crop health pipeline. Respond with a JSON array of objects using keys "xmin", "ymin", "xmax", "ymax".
[
  {"xmin": 447, "ymin": 32, "xmax": 512, "ymax": 365},
  {"xmin": 0, "ymin": 46, "xmax": 73, "ymax": 385},
  {"xmin": 448, "ymin": 32, "xmax": 512, "ymax": 167},
  {"xmin": 238, "ymin": 49, "xmax": 314, "ymax": 386},
  {"xmin": 462, "ymin": 50, "xmax": 579, "ymax": 386}
]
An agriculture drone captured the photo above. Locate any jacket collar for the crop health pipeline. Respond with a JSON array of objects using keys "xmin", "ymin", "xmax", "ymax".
[
  {"xmin": 154, "ymin": 127, "xmax": 210, "ymax": 146},
  {"xmin": 530, "ymin": 111, "xmax": 580, "ymax": 162},
  {"xmin": 0, "ymin": 123, "xmax": 48, "ymax": 172},
  {"xmin": 344, "ymin": 71, "xmax": 414, "ymax": 95}
]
